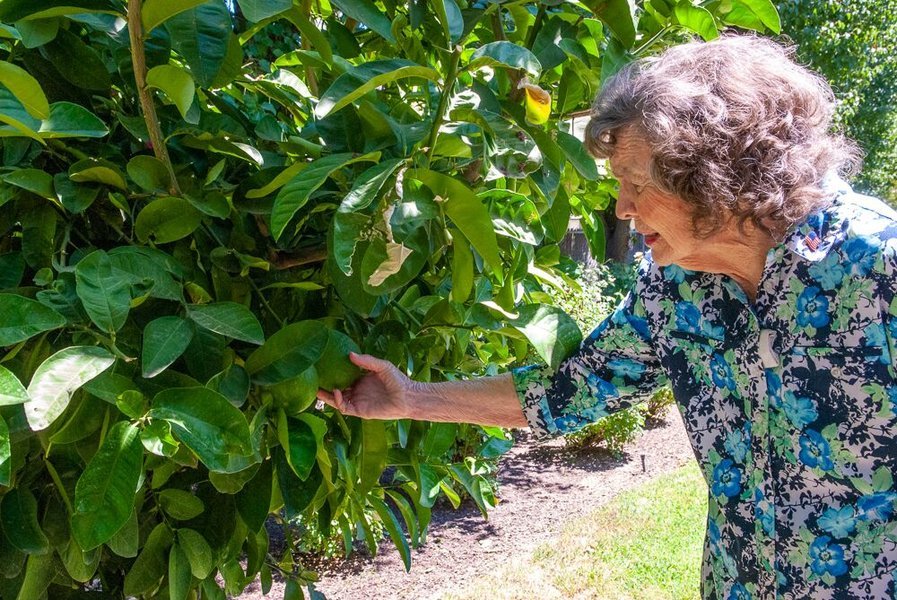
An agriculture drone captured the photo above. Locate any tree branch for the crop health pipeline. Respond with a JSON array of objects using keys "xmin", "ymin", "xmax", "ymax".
[{"xmin": 127, "ymin": 0, "xmax": 182, "ymax": 196}]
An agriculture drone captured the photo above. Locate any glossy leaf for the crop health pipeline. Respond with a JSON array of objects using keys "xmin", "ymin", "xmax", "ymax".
[
  {"xmin": 165, "ymin": 1, "xmax": 233, "ymax": 88},
  {"xmin": 270, "ymin": 152, "xmax": 379, "ymax": 240},
  {"xmin": 3, "ymin": 167, "xmax": 54, "ymax": 199},
  {"xmin": 39, "ymin": 102, "xmax": 108, "ymax": 138},
  {"xmin": 557, "ymin": 130, "xmax": 599, "ymax": 179},
  {"xmin": 511, "ymin": 304, "xmax": 583, "ymax": 371},
  {"xmin": 235, "ymin": 458, "xmax": 273, "ymax": 533},
  {"xmin": 407, "ymin": 169, "xmax": 502, "ymax": 277},
  {"xmin": 107, "ymin": 510, "xmax": 138, "ymax": 558},
  {"xmin": 245, "ymin": 321, "xmax": 328, "ymax": 384},
  {"xmin": 0, "ymin": 61, "xmax": 49, "ymax": 119},
  {"xmin": 333, "ymin": 158, "xmax": 403, "ymax": 275},
  {"xmin": 15, "ymin": 18, "xmax": 59, "ymax": 48},
  {"xmin": 74, "ymin": 250, "xmax": 133, "ymax": 332},
  {"xmin": 69, "ymin": 158, "xmax": 126, "ymax": 189},
  {"xmin": 0, "ymin": 488, "xmax": 49, "ymax": 554},
  {"xmin": 315, "ymin": 60, "xmax": 438, "ymax": 118},
  {"xmin": 71, "ymin": 421, "xmax": 142, "ymax": 550},
  {"xmin": 142, "ymin": 0, "xmax": 209, "ymax": 33},
  {"xmin": 149, "ymin": 387, "xmax": 253, "ymax": 472},
  {"xmin": 135, "ymin": 196, "xmax": 203, "ymax": 244},
  {"xmin": 330, "ymin": 0, "xmax": 395, "ymax": 43},
  {"xmin": 123, "ymin": 523, "xmax": 172, "ymax": 597},
  {"xmin": 142, "ymin": 316, "xmax": 194, "ymax": 378},
  {"xmin": 178, "ymin": 528, "xmax": 214, "ymax": 579},
  {"xmin": 369, "ymin": 496, "xmax": 411, "ymax": 571},
  {"xmin": 0, "ymin": 416, "xmax": 9, "ymax": 486},
  {"xmin": 432, "ymin": 0, "xmax": 463, "ymax": 45},
  {"xmin": 127, "ymin": 155, "xmax": 170, "ymax": 192},
  {"xmin": 237, "ymin": 0, "xmax": 290, "ymax": 22},
  {"xmin": 450, "ymin": 229, "xmax": 474, "ymax": 303},
  {"xmin": 277, "ymin": 410, "xmax": 316, "ymax": 481},
  {"xmin": 187, "ymin": 302, "xmax": 264, "ymax": 345},
  {"xmin": 725, "ymin": 0, "xmax": 780, "ymax": 33},
  {"xmin": 582, "ymin": 0, "xmax": 636, "ymax": 48},
  {"xmin": 25, "ymin": 346, "xmax": 114, "ymax": 431},
  {"xmin": 159, "ymin": 489, "xmax": 204, "ymax": 520},
  {"xmin": 146, "ymin": 64, "xmax": 195, "ymax": 119},
  {"xmin": 674, "ymin": 2, "xmax": 719, "ymax": 41},
  {"xmin": 41, "ymin": 28, "xmax": 110, "ymax": 91},
  {"xmin": 469, "ymin": 42, "xmax": 541, "ymax": 78},
  {"xmin": 0, "ymin": 293, "xmax": 66, "ymax": 346},
  {"xmin": 0, "ymin": 0, "xmax": 120, "ymax": 22},
  {"xmin": 358, "ymin": 419, "xmax": 387, "ymax": 496},
  {"xmin": 169, "ymin": 543, "xmax": 191, "ymax": 600}
]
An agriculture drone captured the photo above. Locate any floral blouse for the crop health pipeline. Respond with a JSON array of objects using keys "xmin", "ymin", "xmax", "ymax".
[{"xmin": 513, "ymin": 180, "xmax": 897, "ymax": 599}]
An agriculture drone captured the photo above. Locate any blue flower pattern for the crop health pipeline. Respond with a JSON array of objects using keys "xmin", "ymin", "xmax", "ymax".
[{"xmin": 513, "ymin": 183, "xmax": 897, "ymax": 599}]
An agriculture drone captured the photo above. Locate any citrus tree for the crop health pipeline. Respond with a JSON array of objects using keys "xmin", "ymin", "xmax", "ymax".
[{"xmin": 0, "ymin": 0, "xmax": 778, "ymax": 597}]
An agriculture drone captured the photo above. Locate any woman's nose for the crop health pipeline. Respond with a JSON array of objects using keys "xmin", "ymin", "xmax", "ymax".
[{"xmin": 615, "ymin": 184, "xmax": 638, "ymax": 221}]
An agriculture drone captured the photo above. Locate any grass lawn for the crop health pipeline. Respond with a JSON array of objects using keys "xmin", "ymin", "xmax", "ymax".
[{"xmin": 445, "ymin": 461, "xmax": 708, "ymax": 600}]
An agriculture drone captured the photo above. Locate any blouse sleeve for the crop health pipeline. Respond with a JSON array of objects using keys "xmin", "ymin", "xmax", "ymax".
[{"xmin": 511, "ymin": 283, "xmax": 667, "ymax": 439}]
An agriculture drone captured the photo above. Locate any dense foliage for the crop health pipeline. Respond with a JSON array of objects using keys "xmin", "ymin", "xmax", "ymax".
[
  {"xmin": 0, "ymin": 0, "xmax": 778, "ymax": 597},
  {"xmin": 778, "ymin": 0, "xmax": 897, "ymax": 202}
]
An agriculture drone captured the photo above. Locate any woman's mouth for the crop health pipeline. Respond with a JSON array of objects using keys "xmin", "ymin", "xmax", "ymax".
[{"xmin": 643, "ymin": 233, "xmax": 660, "ymax": 246}]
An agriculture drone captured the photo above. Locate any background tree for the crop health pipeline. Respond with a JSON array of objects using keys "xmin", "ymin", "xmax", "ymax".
[
  {"xmin": 0, "ymin": 0, "xmax": 778, "ymax": 597},
  {"xmin": 778, "ymin": 0, "xmax": 897, "ymax": 203}
]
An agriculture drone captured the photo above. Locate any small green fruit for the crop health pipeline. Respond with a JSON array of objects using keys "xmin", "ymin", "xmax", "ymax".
[{"xmin": 315, "ymin": 329, "xmax": 362, "ymax": 391}]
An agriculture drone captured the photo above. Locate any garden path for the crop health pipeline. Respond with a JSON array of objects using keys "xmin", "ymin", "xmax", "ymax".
[{"xmin": 236, "ymin": 406, "xmax": 696, "ymax": 600}]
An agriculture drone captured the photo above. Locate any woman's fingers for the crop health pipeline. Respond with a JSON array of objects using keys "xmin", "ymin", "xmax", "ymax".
[{"xmin": 349, "ymin": 352, "xmax": 394, "ymax": 374}]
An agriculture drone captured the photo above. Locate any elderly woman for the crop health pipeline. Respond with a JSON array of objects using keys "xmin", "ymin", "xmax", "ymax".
[{"xmin": 318, "ymin": 35, "xmax": 897, "ymax": 599}]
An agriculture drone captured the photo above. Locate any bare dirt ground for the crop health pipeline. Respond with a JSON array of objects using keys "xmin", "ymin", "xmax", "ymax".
[{"xmin": 236, "ymin": 407, "xmax": 696, "ymax": 600}]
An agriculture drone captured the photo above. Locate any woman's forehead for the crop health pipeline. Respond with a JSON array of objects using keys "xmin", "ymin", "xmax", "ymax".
[{"xmin": 608, "ymin": 131, "xmax": 652, "ymax": 179}]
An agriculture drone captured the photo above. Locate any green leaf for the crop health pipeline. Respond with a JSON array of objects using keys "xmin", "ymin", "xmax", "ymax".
[
  {"xmin": 511, "ymin": 304, "xmax": 583, "ymax": 371},
  {"xmin": 146, "ymin": 64, "xmax": 195, "ymax": 120},
  {"xmin": 235, "ymin": 458, "xmax": 273, "ymax": 533},
  {"xmin": 178, "ymin": 528, "xmax": 214, "ymax": 579},
  {"xmin": 872, "ymin": 465, "xmax": 894, "ymax": 492},
  {"xmin": 127, "ymin": 155, "xmax": 170, "ymax": 192},
  {"xmin": 333, "ymin": 158, "xmax": 403, "ymax": 275},
  {"xmin": 407, "ymin": 169, "xmax": 503, "ymax": 278},
  {"xmin": 369, "ymin": 496, "xmax": 411, "ymax": 571},
  {"xmin": 557, "ymin": 131, "xmax": 599, "ymax": 179},
  {"xmin": 0, "ymin": 0, "xmax": 120, "ymax": 21},
  {"xmin": 417, "ymin": 464, "xmax": 444, "ymax": 508},
  {"xmin": 169, "ymin": 543, "xmax": 191, "ymax": 600},
  {"xmin": 0, "ymin": 293, "xmax": 66, "ymax": 346},
  {"xmin": 142, "ymin": 317, "xmax": 194, "ymax": 378},
  {"xmin": 39, "ymin": 102, "xmax": 108, "ymax": 138},
  {"xmin": 358, "ymin": 419, "xmax": 387, "ymax": 496},
  {"xmin": 330, "ymin": 0, "xmax": 395, "ymax": 43},
  {"xmin": 54, "ymin": 173, "xmax": 100, "ymax": 213},
  {"xmin": 270, "ymin": 151, "xmax": 379, "ymax": 240},
  {"xmin": 74, "ymin": 250, "xmax": 133, "ymax": 332},
  {"xmin": 674, "ymin": 2, "xmax": 718, "ymax": 41},
  {"xmin": 14, "ymin": 553, "xmax": 54, "ymax": 600},
  {"xmin": 71, "ymin": 421, "xmax": 142, "ymax": 550},
  {"xmin": 245, "ymin": 321, "xmax": 328, "ymax": 384},
  {"xmin": 0, "ymin": 488, "xmax": 49, "ymax": 554},
  {"xmin": 450, "ymin": 229, "xmax": 474, "ymax": 303},
  {"xmin": 123, "ymin": 523, "xmax": 172, "ymax": 597},
  {"xmin": 142, "ymin": 0, "xmax": 209, "ymax": 33},
  {"xmin": 40, "ymin": 28, "xmax": 110, "ymax": 91},
  {"xmin": 3, "ymin": 167, "xmax": 53, "ymax": 199},
  {"xmin": 0, "ymin": 61, "xmax": 49, "ymax": 119},
  {"xmin": 165, "ymin": 1, "xmax": 233, "ymax": 88},
  {"xmin": 422, "ymin": 422, "xmax": 457, "ymax": 461},
  {"xmin": 729, "ymin": 0, "xmax": 780, "ymax": 33},
  {"xmin": 149, "ymin": 387, "xmax": 253, "ymax": 472},
  {"xmin": 315, "ymin": 60, "xmax": 439, "ymax": 118},
  {"xmin": 432, "ymin": 0, "xmax": 463, "ymax": 45},
  {"xmin": 158, "ymin": 489, "xmax": 205, "ymax": 520},
  {"xmin": 236, "ymin": 0, "xmax": 290, "ymax": 22},
  {"xmin": 277, "ymin": 409, "xmax": 317, "ymax": 481},
  {"xmin": 135, "ymin": 196, "xmax": 203, "ymax": 244},
  {"xmin": 69, "ymin": 158, "xmax": 126, "ymax": 189},
  {"xmin": 107, "ymin": 509, "xmax": 138, "ymax": 558},
  {"xmin": 25, "ymin": 346, "xmax": 115, "ymax": 431},
  {"xmin": 469, "ymin": 42, "xmax": 541, "ymax": 78},
  {"xmin": 281, "ymin": 8, "xmax": 332, "ymax": 65},
  {"xmin": 275, "ymin": 447, "xmax": 322, "ymax": 518},
  {"xmin": 16, "ymin": 18, "xmax": 60, "ymax": 49},
  {"xmin": 582, "ymin": 0, "xmax": 636, "ymax": 48},
  {"xmin": 187, "ymin": 302, "xmax": 264, "ymax": 345},
  {"xmin": 0, "ymin": 416, "xmax": 9, "ymax": 486}
]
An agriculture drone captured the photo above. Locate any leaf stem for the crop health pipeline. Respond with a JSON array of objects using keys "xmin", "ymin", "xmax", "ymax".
[
  {"xmin": 524, "ymin": 4, "xmax": 547, "ymax": 50},
  {"xmin": 127, "ymin": 0, "xmax": 182, "ymax": 196},
  {"xmin": 633, "ymin": 26, "xmax": 670, "ymax": 57},
  {"xmin": 425, "ymin": 46, "xmax": 463, "ymax": 166},
  {"xmin": 44, "ymin": 459, "xmax": 74, "ymax": 515},
  {"xmin": 249, "ymin": 278, "xmax": 286, "ymax": 329}
]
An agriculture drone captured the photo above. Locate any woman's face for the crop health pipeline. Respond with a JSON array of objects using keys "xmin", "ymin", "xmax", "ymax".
[{"xmin": 608, "ymin": 130, "xmax": 706, "ymax": 269}]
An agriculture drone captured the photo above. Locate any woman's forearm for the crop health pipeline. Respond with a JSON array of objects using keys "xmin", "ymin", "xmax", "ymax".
[{"xmin": 404, "ymin": 372, "xmax": 528, "ymax": 428}]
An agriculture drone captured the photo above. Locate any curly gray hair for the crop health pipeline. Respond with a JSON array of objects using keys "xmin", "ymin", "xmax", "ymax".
[{"xmin": 585, "ymin": 34, "xmax": 861, "ymax": 238}]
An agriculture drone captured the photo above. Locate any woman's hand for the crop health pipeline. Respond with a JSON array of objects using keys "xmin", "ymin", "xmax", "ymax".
[{"xmin": 315, "ymin": 352, "xmax": 415, "ymax": 420}]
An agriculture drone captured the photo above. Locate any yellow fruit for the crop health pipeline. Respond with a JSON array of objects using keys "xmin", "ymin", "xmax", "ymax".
[{"xmin": 522, "ymin": 82, "xmax": 551, "ymax": 125}]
